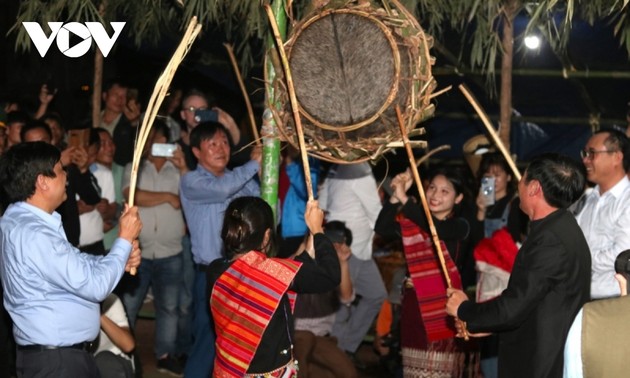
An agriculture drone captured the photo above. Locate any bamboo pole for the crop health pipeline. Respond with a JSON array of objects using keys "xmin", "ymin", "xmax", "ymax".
[
  {"xmin": 458, "ymin": 84, "xmax": 521, "ymax": 181},
  {"xmin": 259, "ymin": 0, "xmax": 285, "ymax": 223},
  {"xmin": 264, "ymin": 4, "xmax": 314, "ymax": 201},
  {"xmin": 223, "ymin": 43, "xmax": 261, "ymax": 145},
  {"xmin": 127, "ymin": 17, "xmax": 202, "ymax": 274}
]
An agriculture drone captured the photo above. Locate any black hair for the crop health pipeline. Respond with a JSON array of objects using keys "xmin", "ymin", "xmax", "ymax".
[
  {"xmin": 6, "ymin": 110, "xmax": 30, "ymax": 126},
  {"xmin": 616, "ymin": 249, "xmax": 630, "ymax": 294},
  {"xmin": 477, "ymin": 152, "xmax": 513, "ymax": 182},
  {"xmin": 189, "ymin": 121, "xmax": 232, "ymax": 149},
  {"xmin": 20, "ymin": 120, "xmax": 52, "ymax": 142},
  {"xmin": 88, "ymin": 128, "xmax": 101, "ymax": 147},
  {"xmin": 102, "ymin": 78, "xmax": 129, "ymax": 93},
  {"xmin": 0, "ymin": 142, "xmax": 61, "ymax": 207},
  {"xmin": 524, "ymin": 153, "xmax": 586, "ymax": 209},
  {"xmin": 152, "ymin": 119, "xmax": 172, "ymax": 143},
  {"xmin": 40, "ymin": 112, "xmax": 65, "ymax": 131},
  {"xmin": 324, "ymin": 220, "xmax": 353, "ymax": 247},
  {"xmin": 221, "ymin": 196, "xmax": 277, "ymax": 259},
  {"xmin": 595, "ymin": 129, "xmax": 630, "ymax": 172},
  {"xmin": 614, "ymin": 250, "xmax": 630, "ymax": 276},
  {"xmin": 428, "ymin": 165, "xmax": 468, "ymax": 198}
]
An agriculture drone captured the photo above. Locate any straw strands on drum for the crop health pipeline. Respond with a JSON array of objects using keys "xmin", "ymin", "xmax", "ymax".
[{"xmin": 127, "ymin": 17, "xmax": 202, "ymax": 274}]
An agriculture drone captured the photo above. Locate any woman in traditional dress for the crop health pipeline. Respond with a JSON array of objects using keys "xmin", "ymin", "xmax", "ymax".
[
  {"xmin": 207, "ymin": 197, "xmax": 340, "ymax": 377},
  {"xmin": 375, "ymin": 166, "xmax": 479, "ymax": 378}
]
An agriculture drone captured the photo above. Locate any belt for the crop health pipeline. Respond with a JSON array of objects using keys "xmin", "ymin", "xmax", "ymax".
[
  {"xmin": 17, "ymin": 341, "xmax": 94, "ymax": 352},
  {"xmin": 195, "ymin": 263, "xmax": 209, "ymax": 273}
]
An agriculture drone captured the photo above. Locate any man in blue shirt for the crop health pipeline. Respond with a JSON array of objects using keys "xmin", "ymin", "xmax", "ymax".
[
  {"xmin": 180, "ymin": 122, "xmax": 261, "ymax": 377},
  {"xmin": 0, "ymin": 142, "xmax": 142, "ymax": 377}
]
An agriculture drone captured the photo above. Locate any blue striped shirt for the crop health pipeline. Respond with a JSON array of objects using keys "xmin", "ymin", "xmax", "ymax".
[
  {"xmin": 180, "ymin": 160, "xmax": 260, "ymax": 265},
  {"xmin": 0, "ymin": 202, "xmax": 132, "ymax": 346}
]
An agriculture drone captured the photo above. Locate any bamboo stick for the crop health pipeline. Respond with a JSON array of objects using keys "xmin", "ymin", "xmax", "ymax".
[
  {"xmin": 223, "ymin": 43, "xmax": 261, "ymax": 145},
  {"xmin": 127, "ymin": 17, "xmax": 202, "ymax": 274},
  {"xmin": 264, "ymin": 4, "xmax": 314, "ymax": 201},
  {"xmin": 458, "ymin": 84, "xmax": 521, "ymax": 181}
]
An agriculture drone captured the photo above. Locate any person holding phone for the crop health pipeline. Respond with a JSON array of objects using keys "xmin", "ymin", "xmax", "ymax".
[{"xmin": 121, "ymin": 120, "xmax": 188, "ymax": 376}]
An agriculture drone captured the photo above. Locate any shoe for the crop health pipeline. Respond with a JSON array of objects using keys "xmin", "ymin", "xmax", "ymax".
[{"xmin": 157, "ymin": 355, "xmax": 184, "ymax": 377}]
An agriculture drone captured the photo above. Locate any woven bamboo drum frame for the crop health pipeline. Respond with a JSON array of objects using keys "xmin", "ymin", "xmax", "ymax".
[{"xmin": 270, "ymin": 0, "xmax": 436, "ymax": 164}]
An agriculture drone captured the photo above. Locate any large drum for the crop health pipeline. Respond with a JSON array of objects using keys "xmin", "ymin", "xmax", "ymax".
[{"xmin": 270, "ymin": 0, "xmax": 437, "ymax": 163}]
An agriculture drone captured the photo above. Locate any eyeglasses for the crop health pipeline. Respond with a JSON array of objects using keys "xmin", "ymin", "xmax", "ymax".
[
  {"xmin": 580, "ymin": 149, "xmax": 617, "ymax": 160},
  {"xmin": 185, "ymin": 106, "xmax": 207, "ymax": 113}
]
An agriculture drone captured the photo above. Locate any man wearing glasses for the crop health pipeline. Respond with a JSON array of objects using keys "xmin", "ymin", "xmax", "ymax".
[{"xmin": 575, "ymin": 129, "xmax": 630, "ymax": 299}]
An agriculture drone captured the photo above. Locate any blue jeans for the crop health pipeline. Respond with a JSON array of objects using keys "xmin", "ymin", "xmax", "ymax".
[
  {"xmin": 177, "ymin": 235, "xmax": 195, "ymax": 355},
  {"xmin": 184, "ymin": 270, "xmax": 215, "ymax": 378},
  {"xmin": 122, "ymin": 254, "xmax": 182, "ymax": 358}
]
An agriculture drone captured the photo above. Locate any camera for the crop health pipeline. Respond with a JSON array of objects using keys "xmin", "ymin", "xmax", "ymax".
[
  {"xmin": 480, "ymin": 176, "xmax": 496, "ymax": 206},
  {"xmin": 151, "ymin": 143, "xmax": 177, "ymax": 157},
  {"xmin": 194, "ymin": 109, "xmax": 218, "ymax": 123}
]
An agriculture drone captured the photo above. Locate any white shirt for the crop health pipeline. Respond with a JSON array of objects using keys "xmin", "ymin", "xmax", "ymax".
[
  {"xmin": 95, "ymin": 294, "xmax": 133, "ymax": 363},
  {"xmin": 79, "ymin": 163, "xmax": 116, "ymax": 246},
  {"xmin": 318, "ymin": 163, "xmax": 382, "ymax": 260},
  {"xmin": 563, "ymin": 308, "xmax": 583, "ymax": 378},
  {"xmin": 123, "ymin": 160, "xmax": 185, "ymax": 259},
  {"xmin": 575, "ymin": 176, "xmax": 630, "ymax": 299}
]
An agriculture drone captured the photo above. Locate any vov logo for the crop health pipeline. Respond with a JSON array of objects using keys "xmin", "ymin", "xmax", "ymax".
[{"xmin": 22, "ymin": 22, "xmax": 126, "ymax": 58}]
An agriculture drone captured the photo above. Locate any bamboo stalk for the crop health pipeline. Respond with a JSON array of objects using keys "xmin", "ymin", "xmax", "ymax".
[
  {"xmin": 223, "ymin": 43, "xmax": 261, "ymax": 145},
  {"xmin": 458, "ymin": 84, "xmax": 521, "ymax": 181},
  {"xmin": 127, "ymin": 17, "xmax": 202, "ymax": 274},
  {"xmin": 264, "ymin": 4, "xmax": 314, "ymax": 201}
]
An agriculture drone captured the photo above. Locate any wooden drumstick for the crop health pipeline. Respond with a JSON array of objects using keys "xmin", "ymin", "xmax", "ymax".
[{"xmin": 395, "ymin": 106, "xmax": 469, "ymax": 340}]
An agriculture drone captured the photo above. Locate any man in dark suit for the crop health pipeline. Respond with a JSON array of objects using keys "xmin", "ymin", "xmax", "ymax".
[{"xmin": 446, "ymin": 153, "xmax": 591, "ymax": 378}]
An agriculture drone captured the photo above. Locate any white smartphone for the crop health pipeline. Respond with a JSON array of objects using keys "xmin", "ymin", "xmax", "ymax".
[
  {"xmin": 151, "ymin": 143, "xmax": 177, "ymax": 157},
  {"xmin": 480, "ymin": 176, "xmax": 496, "ymax": 206}
]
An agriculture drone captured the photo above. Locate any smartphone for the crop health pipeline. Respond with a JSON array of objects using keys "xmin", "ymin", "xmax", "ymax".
[
  {"xmin": 194, "ymin": 109, "xmax": 218, "ymax": 123},
  {"xmin": 151, "ymin": 143, "xmax": 177, "ymax": 157},
  {"xmin": 480, "ymin": 176, "xmax": 496, "ymax": 206},
  {"xmin": 127, "ymin": 88, "xmax": 139, "ymax": 103},
  {"xmin": 68, "ymin": 129, "xmax": 90, "ymax": 149}
]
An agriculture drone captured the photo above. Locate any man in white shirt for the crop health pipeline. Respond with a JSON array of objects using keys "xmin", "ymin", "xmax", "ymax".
[{"xmin": 574, "ymin": 129, "xmax": 630, "ymax": 299}]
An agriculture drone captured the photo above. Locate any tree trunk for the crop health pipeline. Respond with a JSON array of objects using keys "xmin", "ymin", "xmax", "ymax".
[
  {"xmin": 92, "ymin": 49, "xmax": 103, "ymax": 128},
  {"xmin": 260, "ymin": 0, "xmax": 286, "ymax": 223},
  {"xmin": 499, "ymin": 0, "xmax": 518, "ymax": 151},
  {"xmin": 92, "ymin": 2, "xmax": 106, "ymax": 128}
]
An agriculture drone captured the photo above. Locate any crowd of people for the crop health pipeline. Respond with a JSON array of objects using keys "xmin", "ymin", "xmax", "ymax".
[{"xmin": 0, "ymin": 80, "xmax": 630, "ymax": 378}]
